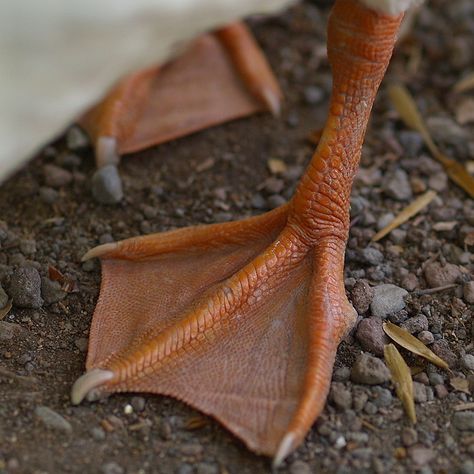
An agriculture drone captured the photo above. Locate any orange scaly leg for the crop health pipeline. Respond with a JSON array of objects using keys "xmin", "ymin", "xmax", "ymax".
[
  {"xmin": 79, "ymin": 22, "xmax": 282, "ymax": 203},
  {"xmin": 72, "ymin": 0, "xmax": 403, "ymax": 464}
]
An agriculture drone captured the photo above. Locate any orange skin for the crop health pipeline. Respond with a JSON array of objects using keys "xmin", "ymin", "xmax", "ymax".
[{"xmin": 73, "ymin": 0, "xmax": 404, "ymax": 463}]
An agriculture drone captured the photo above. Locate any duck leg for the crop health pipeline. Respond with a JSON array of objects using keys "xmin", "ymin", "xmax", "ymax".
[
  {"xmin": 72, "ymin": 0, "xmax": 403, "ymax": 463},
  {"xmin": 79, "ymin": 22, "xmax": 282, "ymax": 200}
]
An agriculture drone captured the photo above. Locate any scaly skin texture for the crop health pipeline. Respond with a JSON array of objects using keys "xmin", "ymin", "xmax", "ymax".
[{"xmin": 73, "ymin": 0, "xmax": 403, "ymax": 461}]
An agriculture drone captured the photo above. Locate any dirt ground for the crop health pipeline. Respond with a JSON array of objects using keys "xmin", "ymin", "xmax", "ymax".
[{"xmin": 1, "ymin": 1, "xmax": 474, "ymax": 473}]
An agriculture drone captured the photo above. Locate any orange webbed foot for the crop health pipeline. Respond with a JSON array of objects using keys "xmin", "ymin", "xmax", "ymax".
[
  {"xmin": 79, "ymin": 22, "xmax": 282, "ymax": 203},
  {"xmin": 72, "ymin": 204, "xmax": 356, "ymax": 459}
]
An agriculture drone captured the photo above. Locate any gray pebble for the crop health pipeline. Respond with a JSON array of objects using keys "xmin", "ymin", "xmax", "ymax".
[
  {"xmin": 66, "ymin": 126, "xmax": 89, "ymax": 149},
  {"xmin": 333, "ymin": 366, "xmax": 351, "ymax": 382},
  {"xmin": 131, "ymin": 396, "xmax": 146, "ymax": 412},
  {"xmin": 35, "ymin": 406, "xmax": 72, "ymax": 433},
  {"xmin": 330, "ymin": 382, "xmax": 352, "ymax": 410},
  {"xmin": 74, "ymin": 337, "xmax": 88, "ymax": 352},
  {"xmin": 377, "ymin": 212, "xmax": 395, "ymax": 230},
  {"xmin": 195, "ymin": 462, "xmax": 219, "ymax": 474},
  {"xmin": 92, "ymin": 165, "xmax": 123, "ymax": 205},
  {"xmin": 462, "ymin": 354, "xmax": 474, "ymax": 371},
  {"xmin": 413, "ymin": 382, "xmax": 428, "ymax": 403},
  {"xmin": 463, "ymin": 281, "xmax": 474, "ymax": 304},
  {"xmin": 350, "ymin": 280, "xmax": 374, "ymax": 314},
  {"xmin": 460, "ymin": 460, "xmax": 474, "ymax": 474},
  {"xmin": 428, "ymin": 172, "xmax": 448, "ymax": 191},
  {"xmin": 453, "ymin": 412, "xmax": 474, "ymax": 431},
  {"xmin": 401, "ymin": 314, "xmax": 429, "ymax": 334},
  {"xmin": 408, "ymin": 447, "xmax": 435, "ymax": 467},
  {"xmin": 351, "ymin": 353, "xmax": 390, "ymax": 385},
  {"xmin": 424, "ymin": 261, "xmax": 461, "ymax": 288},
  {"xmin": 19, "ymin": 239, "xmax": 36, "ymax": 255},
  {"xmin": 372, "ymin": 387, "xmax": 392, "ymax": 407},
  {"xmin": 267, "ymin": 194, "xmax": 286, "ymax": 209},
  {"xmin": 360, "ymin": 247, "xmax": 384, "ymax": 266},
  {"xmin": 9, "ymin": 266, "xmax": 43, "ymax": 308},
  {"xmin": 39, "ymin": 187, "xmax": 59, "ymax": 204},
  {"xmin": 390, "ymin": 228, "xmax": 407, "ymax": 244},
  {"xmin": 91, "ymin": 426, "xmax": 106, "ymax": 441},
  {"xmin": 382, "ymin": 169, "xmax": 412, "ymax": 201},
  {"xmin": 434, "ymin": 384, "xmax": 448, "ymax": 399},
  {"xmin": 431, "ymin": 340, "xmax": 457, "ymax": 368},
  {"xmin": 398, "ymin": 131, "xmax": 424, "ymax": 158},
  {"xmin": 290, "ymin": 460, "xmax": 312, "ymax": 474},
  {"xmin": 303, "ymin": 86, "xmax": 324, "ymax": 105},
  {"xmin": 0, "ymin": 321, "xmax": 25, "ymax": 341},
  {"xmin": 176, "ymin": 465, "xmax": 194, "ymax": 474},
  {"xmin": 370, "ymin": 284, "xmax": 408, "ymax": 318},
  {"xmin": 262, "ymin": 177, "xmax": 284, "ymax": 194},
  {"xmin": 43, "ymin": 164, "xmax": 73, "ymax": 188},
  {"xmin": 364, "ymin": 401, "xmax": 378, "ymax": 415},
  {"xmin": 41, "ymin": 277, "xmax": 66, "ymax": 305},
  {"xmin": 0, "ymin": 284, "xmax": 8, "ymax": 308},
  {"xmin": 251, "ymin": 193, "xmax": 266, "ymax": 209},
  {"xmin": 101, "ymin": 462, "xmax": 124, "ymax": 474},
  {"xmin": 428, "ymin": 372, "xmax": 444, "ymax": 386},
  {"xmin": 418, "ymin": 331, "xmax": 434, "ymax": 345},
  {"xmin": 355, "ymin": 317, "xmax": 388, "ymax": 356},
  {"xmin": 401, "ymin": 427, "xmax": 418, "ymax": 447}
]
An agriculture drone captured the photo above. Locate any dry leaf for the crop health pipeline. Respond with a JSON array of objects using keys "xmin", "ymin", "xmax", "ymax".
[
  {"xmin": 0, "ymin": 299, "xmax": 12, "ymax": 320},
  {"xmin": 267, "ymin": 159, "xmax": 287, "ymax": 175},
  {"xmin": 432, "ymin": 221, "xmax": 458, "ymax": 232},
  {"xmin": 450, "ymin": 377, "xmax": 470, "ymax": 394},
  {"xmin": 389, "ymin": 84, "xmax": 474, "ymax": 199},
  {"xmin": 372, "ymin": 191, "xmax": 436, "ymax": 241},
  {"xmin": 454, "ymin": 72, "xmax": 474, "ymax": 94},
  {"xmin": 384, "ymin": 344, "xmax": 417, "ymax": 424},
  {"xmin": 454, "ymin": 402, "xmax": 474, "ymax": 412},
  {"xmin": 383, "ymin": 322, "xmax": 449, "ymax": 370}
]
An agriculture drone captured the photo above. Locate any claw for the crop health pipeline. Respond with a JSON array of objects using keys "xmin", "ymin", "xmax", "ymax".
[
  {"xmin": 82, "ymin": 242, "xmax": 118, "ymax": 262},
  {"xmin": 260, "ymin": 86, "xmax": 282, "ymax": 117},
  {"xmin": 96, "ymin": 136, "xmax": 120, "ymax": 168},
  {"xmin": 71, "ymin": 368, "xmax": 114, "ymax": 405},
  {"xmin": 273, "ymin": 432, "xmax": 297, "ymax": 468}
]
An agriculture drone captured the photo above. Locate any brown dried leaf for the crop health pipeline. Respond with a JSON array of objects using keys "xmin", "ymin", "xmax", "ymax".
[
  {"xmin": 384, "ymin": 343, "xmax": 416, "ymax": 424},
  {"xmin": 383, "ymin": 322, "xmax": 449, "ymax": 370},
  {"xmin": 372, "ymin": 190, "xmax": 436, "ymax": 242},
  {"xmin": 389, "ymin": 84, "xmax": 474, "ymax": 199},
  {"xmin": 0, "ymin": 299, "xmax": 12, "ymax": 320},
  {"xmin": 450, "ymin": 377, "xmax": 470, "ymax": 394},
  {"xmin": 453, "ymin": 72, "xmax": 474, "ymax": 93}
]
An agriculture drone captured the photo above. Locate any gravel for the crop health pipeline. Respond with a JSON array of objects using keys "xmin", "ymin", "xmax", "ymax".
[
  {"xmin": 452, "ymin": 412, "xmax": 474, "ymax": 431},
  {"xmin": 43, "ymin": 164, "xmax": 73, "ymax": 188},
  {"xmin": 382, "ymin": 169, "xmax": 412, "ymax": 201},
  {"xmin": 351, "ymin": 353, "xmax": 390, "ymax": 385},
  {"xmin": 92, "ymin": 165, "xmax": 124, "ymax": 204},
  {"xmin": 401, "ymin": 314, "xmax": 429, "ymax": 334},
  {"xmin": 401, "ymin": 427, "xmax": 418, "ymax": 447},
  {"xmin": 330, "ymin": 383, "xmax": 352, "ymax": 410},
  {"xmin": 462, "ymin": 354, "xmax": 474, "ymax": 371},
  {"xmin": 350, "ymin": 280, "xmax": 374, "ymax": 314},
  {"xmin": 8, "ymin": 266, "xmax": 43, "ymax": 308},
  {"xmin": 355, "ymin": 317, "xmax": 388, "ymax": 356},
  {"xmin": 423, "ymin": 261, "xmax": 462, "ymax": 288},
  {"xmin": 418, "ymin": 331, "xmax": 434, "ymax": 345},
  {"xmin": 35, "ymin": 406, "xmax": 72, "ymax": 433},
  {"xmin": 370, "ymin": 284, "xmax": 408, "ymax": 318}
]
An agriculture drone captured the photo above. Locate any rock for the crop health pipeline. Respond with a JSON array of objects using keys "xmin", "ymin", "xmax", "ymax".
[
  {"xmin": 303, "ymin": 86, "xmax": 324, "ymax": 105},
  {"xmin": 360, "ymin": 247, "xmax": 384, "ymax": 266},
  {"xmin": 92, "ymin": 165, "xmax": 123, "ymax": 205},
  {"xmin": 66, "ymin": 126, "xmax": 89, "ymax": 150},
  {"xmin": 424, "ymin": 262, "xmax": 461, "ymax": 288},
  {"xmin": 39, "ymin": 187, "xmax": 59, "ymax": 204},
  {"xmin": 101, "ymin": 462, "xmax": 124, "ymax": 474},
  {"xmin": 428, "ymin": 373, "xmax": 444, "ymax": 386},
  {"xmin": 413, "ymin": 382, "xmax": 427, "ymax": 403},
  {"xmin": 0, "ymin": 321, "xmax": 25, "ymax": 341},
  {"xmin": 463, "ymin": 281, "xmax": 474, "ymax": 304},
  {"xmin": 401, "ymin": 273, "xmax": 419, "ymax": 291},
  {"xmin": 43, "ymin": 164, "xmax": 73, "ymax": 188},
  {"xmin": 401, "ymin": 315, "xmax": 429, "ymax": 334},
  {"xmin": 382, "ymin": 169, "xmax": 412, "ymax": 201},
  {"xmin": 370, "ymin": 284, "xmax": 408, "ymax": 318},
  {"xmin": 90, "ymin": 426, "xmax": 106, "ymax": 441},
  {"xmin": 462, "ymin": 354, "xmax": 474, "ymax": 371},
  {"xmin": 333, "ymin": 366, "xmax": 351, "ymax": 382},
  {"xmin": 431, "ymin": 340, "xmax": 457, "ymax": 368},
  {"xmin": 372, "ymin": 386, "xmax": 392, "ymax": 407},
  {"xmin": 19, "ymin": 239, "xmax": 36, "ymax": 255},
  {"xmin": 461, "ymin": 460, "xmax": 474, "ymax": 474},
  {"xmin": 9, "ymin": 267, "xmax": 43, "ymax": 308},
  {"xmin": 428, "ymin": 172, "xmax": 448, "ymax": 192},
  {"xmin": 195, "ymin": 463, "xmax": 219, "ymax": 474},
  {"xmin": 74, "ymin": 337, "xmax": 88, "ymax": 352},
  {"xmin": 408, "ymin": 447, "xmax": 435, "ymax": 467},
  {"xmin": 131, "ymin": 396, "xmax": 146, "ymax": 412},
  {"xmin": 453, "ymin": 412, "xmax": 474, "ymax": 431},
  {"xmin": 0, "ymin": 284, "xmax": 8, "ymax": 308},
  {"xmin": 434, "ymin": 384, "xmax": 448, "ymax": 399},
  {"xmin": 401, "ymin": 427, "xmax": 418, "ymax": 447},
  {"xmin": 418, "ymin": 331, "xmax": 434, "ymax": 345},
  {"xmin": 176, "ymin": 464, "xmax": 194, "ymax": 474},
  {"xmin": 251, "ymin": 193, "xmax": 266, "ymax": 210},
  {"xmin": 35, "ymin": 406, "xmax": 72, "ymax": 433},
  {"xmin": 267, "ymin": 194, "xmax": 286, "ymax": 209},
  {"xmin": 41, "ymin": 277, "xmax": 66, "ymax": 305},
  {"xmin": 351, "ymin": 353, "xmax": 390, "ymax": 385},
  {"xmin": 330, "ymin": 382, "xmax": 352, "ymax": 410},
  {"xmin": 290, "ymin": 460, "xmax": 312, "ymax": 474},
  {"xmin": 355, "ymin": 318, "xmax": 388, "ymax": 356},
  {"xmin": 350, "ymin": 280, "xmax": 374, "ymax": 314}
]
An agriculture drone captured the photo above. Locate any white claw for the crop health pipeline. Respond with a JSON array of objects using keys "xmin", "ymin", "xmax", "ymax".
[
  {"xmin": 82, "ymin": 242, "xmax": 118, "ymax": 261},
  {"xmin": 273, "ymin": 432, "xmax": 296, "ymax": 469},
  {"xmin": 261, "ymin": 87, "xmax": 281, "ymax": 117},
  {"xmin": 71, "ymin": 368, "xmax": 114, "ymax": 405}
]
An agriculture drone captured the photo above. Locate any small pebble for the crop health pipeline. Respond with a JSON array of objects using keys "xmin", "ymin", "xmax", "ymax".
[
  {"xmin": 401, "ymin": 272, "xmax": 419, "ymax": 291},
  {"xmin": 382, "ymin": 169, "xmax": 412, "ymax": 201},
  {"xmin": 0, "ymin": 321, "xmax": 25, "ymax": 341},
  {"xmin": 333, "ymin": 366, "xmax": 351, "ymax": 382},
  {"xmin": 372, "ymin": 386, "xmax": 392, "ymax": 407},
  {"xmin": 0, "ymin": 284, "xmax": 8, "ymax": 308},
  {"xmin": 290, "ymin": 460, "xmax": 311, "ymax": 474},
  {"xmin": 461, "ymin": 460, "xmax": 474, "ymax": 474},
  {"xmin": 434, "ymin": 384, "xmax": 448, "ymax": 399},
  {"xmin": 35, "ymin": 406, "xmax": 72, "ymax": 433},
  {"xmin": 101, "ymin": 462, "xmax": 124, "ymax": 474},
  {"xmin": 413, "ymin": 382, "xmax": 428, "ymax": 403},
  {"xmin": 66, "ymin": 126, "xmax": 89, "ymax": 149},
  {"xmin": 452, "ymin": 412, "xmax": 474, "ymax": 431},
  {"xmin": 267, "ymin": 194, "xmax": 286, "ymax": 209},
  {"xmin": 408, "ymin": 447, "xmax": 435, "ymax": 467},
  {"xmin": 177, "ymin": 464, "xmax": 194, "ymax": 474},
  {"xmin": 9, "ymin": 266, "xmax": 43, "ymax": 308},
  {"xmin": 74, "ymin": 338, "xmax": 88, "ymax": 352},
  {"xmin": 131, "ymin": 396, "xmax": 146, "ymax": 412},
  {"xmin": 418, "ymin": 331, "xmax": 434, "ymax": 345},
  {"xmin": 428, "ymin": 372, "xmax": 444, "ymax": 386},
  {"xmin": 92, "ymin": 165, "xmax": 123, "ymax": 205},
  {"xmin": 351, "ymin": 353, "xmax": 390, "ymax": 385},
  {"xmin": 463, "ymin": 281, "xmax": 474, "ymax": 304},
  {"xmin": 39, "ymin": 187, "xmax": 59, "ymax": 204},
  {"xmin": 303, "ymin": 86, "xmax": 324, "ymax": 105},
  {"xmin": 431, "ymin": 340, "xmax": 457, "ymax": 368},
  {"xmin": 428, "ymin": 172, "xmax": 448, "ymax": 191},
  {"xmin": 360, "ymin": 247, "xmax": 384, "ymax": 266},
  {"xmin": 43, "ymin": 164, "xmax": 73, "ymax": 188},
  {"xmin": 91, "ymin": 426, "xmax": 106, "ymax": 441},
  {"xmin": 41, "ymin": 277, "xmax": 66, "ymax": 305},
  {"xmin": 195, "ymin": 462, "xmax": 219, "ymax": 474},
  {"xmin": 401, "ymin": 427, "xmax": 418, "ymax": 447},
  {"xmin": 401, "ymin": 314, "xmax": 429, "ymax": 334},
  {"xmin": 330, "ymin": 382, "xmax": 352, "ymax": 410},
  {"xmin": 462, "ymin": 354, "xmax": 474, "ymax": 371},
  {"xmin": 350, "ymin": 280, "xmax": 374, "ymax": 314},
  {"xmin": 370, "ymin": 284, "xmax": 408, "ymax": 318},
  {"xmin": 355, "ymin": 317, "xmax": 388, "ymax": 356},
  {"xmin": 19, "ymin": 239, "xmax": 36, "ymax": 255},
  {"xmin": 424, "ymin": 261, "xmax": 461, "ymax": 288}
]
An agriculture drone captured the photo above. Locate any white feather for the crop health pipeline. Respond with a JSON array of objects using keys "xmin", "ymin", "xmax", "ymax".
[{"xmin": 0, "ymin": 0, "xmax": 294, "ymax": 182}]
